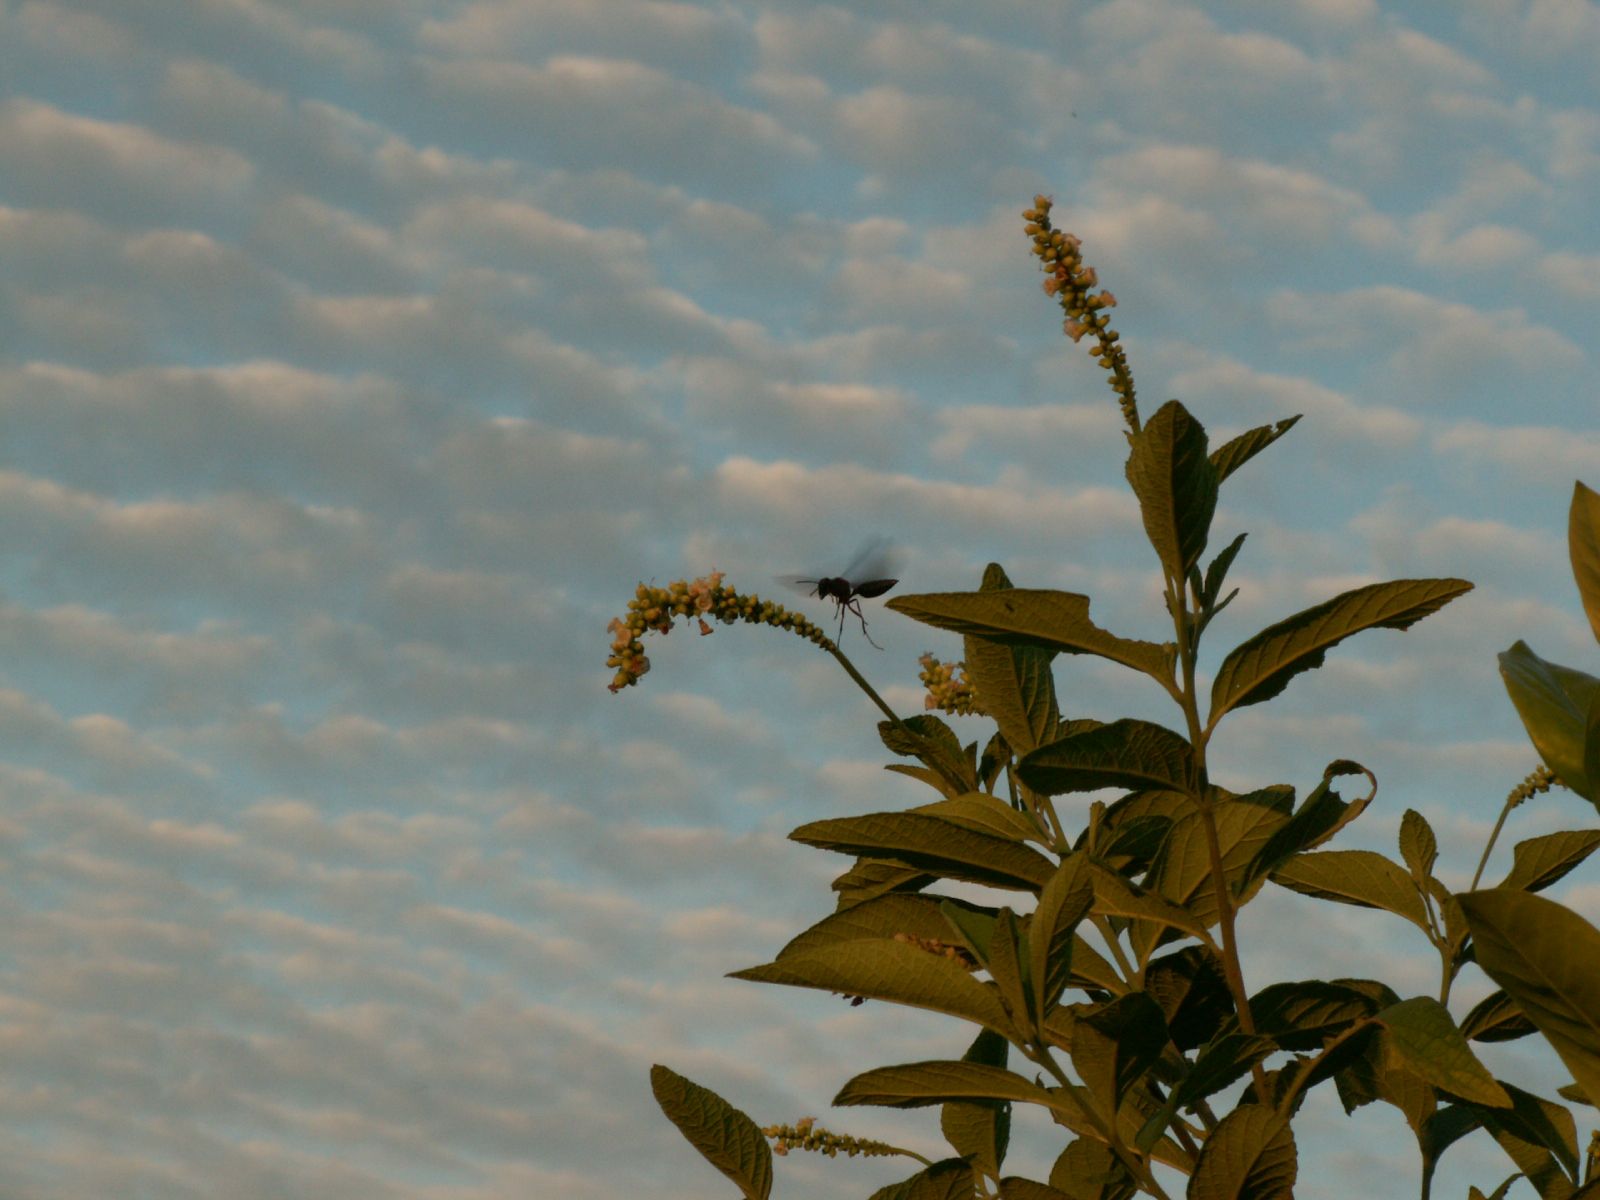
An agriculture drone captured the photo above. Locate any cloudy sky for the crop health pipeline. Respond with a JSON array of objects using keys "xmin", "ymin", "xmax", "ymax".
[{"xmin": 0, "ymin": 0, "xmax": 1597, "ymax": 1197}]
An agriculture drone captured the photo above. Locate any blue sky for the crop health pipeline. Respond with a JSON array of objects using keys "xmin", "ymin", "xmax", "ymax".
[{"xmin": 0, "ymin": 1, "xmax": 1597, "ymax": 1197}]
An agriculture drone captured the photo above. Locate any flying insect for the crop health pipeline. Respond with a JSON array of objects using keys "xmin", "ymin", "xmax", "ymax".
[{"xmin": 779, "ymin": 536, "xmax": 900, "ymax": 648}]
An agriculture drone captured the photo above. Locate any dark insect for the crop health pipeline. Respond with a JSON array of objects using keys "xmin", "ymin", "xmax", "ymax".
[{"xmin": 780, "ymin": 536, "xmax": 900, "ymax": 649}]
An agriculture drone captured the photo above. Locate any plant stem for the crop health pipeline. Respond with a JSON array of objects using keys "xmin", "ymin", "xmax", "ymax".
[
  {"xmin": 1469, "ymin": 765, "xmax": 1553, "ymax": 892},
  {"xmin": 827, "ymin": 643, "xmax": 906, "ymax": 729},
  {"xmin": 1027, "ymin": 1046, "xmax": 1174, "ymax": 1200},
  {"xmin": 1092, "ymin": 913, "xmax": 1139, "ymax": 989},
  {"xmin": 1167, "ymin": 573, "xmax": 1268, "ymax": 1100}
]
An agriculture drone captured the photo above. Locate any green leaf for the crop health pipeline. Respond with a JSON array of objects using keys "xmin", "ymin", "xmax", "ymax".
[
  {"xmin": 1136, "ymin": 1033, "xmax": 1276, "ymax": 1153},
  {"xmin": 886, "ymin": 762, "xmax": 959, "ymax": 795},
  {"xmin": 780, "ymin": 892, "xmax": 991, "ymax": 960},
  {"xmin": 1016, "ymin": 718, "xmax": 1196, "ymax": 796},
  {"xmin": 987, "ymin": 907, "xmax": 1032, "ymax": 1026},
  {"xmin": 1399, "ymin": 808, "xmax": 1438, "ymax": 882},
  {"xmin": 881, "ymin": 714, "xmax": 979, "ymax": 795},
  {"xmin": 1383, "ymin": 1052, "xmax": 1441, "ymax": 1140},
  {"xmin": 1419, "ymin": 1104, "xmax": 1485, "ymax": 1192},
  {"xmin": 1124, "ymin": 399, "xmax": 1218, "ymax": 582},
  {"xmin": 942, "ymin": 901, "xmax": 1000, "ymax": 968},
  {"xmin": 1102, "ymin": 813, "xmax": 1175, "ymax": 874},
  {"xmin": 1049, "ymin": 1139, "xmax": 1137, "ymax": 1200},
  {"xmin": 649, "ymin": 1064, "xmax": 773, "ymax": 1200},
  {"xmin": 831, "ymin": 857, "xmax": 937, "ymax": 908},
  {"xmin": 868, "ymin": 1158, "xmax": 978, "ymax": 1200},
  {"xmin": 1557, "ymin": 1083, "xmax": 1593, "ymax": 1107},
  {"xmin": 1072, "ymin": 992, "xmax": 1168, "ymax": 1119},
  {"xmin": 1147, "ymin": 945, "xmax": 1234, "ymax": 1051},
  {"xmin": 1096, "ymin": 788, "xmax": 1194, "ymax": 873},
  {"xmin": 1459, "ymin": 889, "xmax": 1600, "ymax": 1109},
  {"xmin": 1241, "ymin": 762, "xmax": 1373, "ymax": 894},
  {"xmin": 1499, "ymin": 640, "xmax": 1600, "ymax": 803},
  {"xmin": 731, "ymin": 939, "xmax": 1010, "ymax": 1033},
  {"xmin": 1142, "ymin": 792, "xmax": 1288, "ymax": 939},
  {"xmin": 942, "ymin": 1028, "xmax": 1012, "ymax": 1179},
  {"xmin": 1061, "ymin": 931, "xmax": 1125, "ymax": 996},
  {"xmin": 1000, "ymin": 1178, "xmax": 1081, "ymax": 1200},
  {"xmin": 790, "ymin": 893, "xmax": 942, "ymax": 954},
  {"xmin": 1268, "ymin": 849, "xmax": 1432, "ymax": 932},
  {"xmin": 914, "ymin": 792, "xmax": 1046, "ymax": 845},
  {"xmin": 1256, "ymin": 1026, "xmax": 1379, "ymax": 1118},
  {"xmin": 1201, "ymin": 533, "xmax": 1248, "ymax": 613},
  {"xmin": 1088, "ymin": 863, "xmax": 1211, "ymax": 943},
  {"xmin": 965, "ymin": 563, "xmax": 1061, "ymax": 755},
  {"xmin": 1476, "ymin": 1175, "xmax": 1524, "ymax": 1200},
  {"xmin": 979, "ymin": 732, "xmax": 1010, "ymax": 794},
  {"xmin": 1499, "ymin": 829, "xmax": 1600, "ymax": 894},
  {"xmin": 1378, "ymin": 997, "xmax": 1510, "ymax": 1107},
  {"xmin": 1031, "ymin": 854, "xmax": 1096, "ymax": 1017},
  {"xmin": 1571, "ymin": 481, "xmax": 1600, "ymax": 645},
  {"xmin": 886, "ymin": 588, "xmax": 1177, "ymax": 688},
  {"xmin": 1187, "ymin": 1103, "xmax": 1297, "ymax": 1200},
  {"xmin": 1209, "ymin": 577, "xmax": 1474, "ymax": 726},
  {"xmin": 1484, "ymin": 1081, "xmax": 1580, "ymax": 1180},
  {"xmin": 1482, "ymin": 1101, "xmax": 1577, "ymax": 1200},
  {"xmin": 836, "ymin": 1060, "xmax": 1060, "ymax": 1111},
  {"xmin": 793, "ymin": 811, "xmax": 1058, "ymax": 892},
  {"xmin": 1461, "ymin": 990, "xmax": 1538, "ymax": 1044},
  {"xmin": 1209, "ymin": 416, "xmax": 1301, "ymax": 485},
  {"xmin": 1249, "ymin": 980, "xmax": 1382, "ymax": 1051}
]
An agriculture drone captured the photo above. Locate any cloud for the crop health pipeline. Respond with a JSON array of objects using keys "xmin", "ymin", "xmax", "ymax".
[
  {"xmin": 1163, "ymin": 352, "xmax": 1423, "ymax": 447},
  {"xmin": 0, "ymin": 98, "xmax": 255, "ymax": 224},
  {"xmin": 0, "ymin": 6, "xmax": 1594, "ymax": 1198},
  {"xmin": 0, "ymin": 466, "xmax": 391, "ymax": 619},
  {"xmin": 675, "ymin": 355, "xmax": 912, "ymax": 456},
  {"xmin": 1433, "ymin": 418, "xmax": 1600, "ymax": 482},
  {"xmin": 419, "ymin": 0, "xmax": 746, "ymax": 75},
  {"xmin": 420, "ymin": 54, "xmax": 818, "ymax": 194},
  {"xmin": 8, "ymin": 0, "xmax": 142, "ymax": 61},
  {"xmin": 1095, "ymin": 144, "xmax": 1382, "ymax": 249},
  {"xmin": 930, "ymin": 402, "xmax": 1125, "ymax": 463},
  {"xmin": 711, "ymin": 454, "xmax": 1139, "ymax": 539},
  {"xmin": 1264, "ymin": 283, "xmax": 1586, "ymax": 407}
]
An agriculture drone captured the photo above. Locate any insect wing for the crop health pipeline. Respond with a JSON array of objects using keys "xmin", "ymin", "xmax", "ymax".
[
  {"xmin": 838, "ymin": 535, "xmax": 899, "ymax": 589},
  {"xmin": 850, "ymin": 578, "xmax": 898, "ymax": 599},
  {"xmin": 773, "ymin": 574, "xmax": 822, "ymax": 597}
]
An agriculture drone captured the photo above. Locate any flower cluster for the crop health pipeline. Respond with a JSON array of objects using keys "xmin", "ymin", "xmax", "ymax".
[
  {"xmin": 606, "ymin": 572, "xmax": 834, "ymax": 693},
  {"xmin": 762, "ymin": 1117, "xmax": 901, "ymax": 1159},
  {"xmin": 1507, "ymin": 763, "xmax": 1560, "ymax": 808},
  {"xmin": 917, "ymin": 652, "xmax": 983, "ymax": 716},
  {"xmin": 1023, "ymin": 194, "xmax": 1138, "ymax": 434}
]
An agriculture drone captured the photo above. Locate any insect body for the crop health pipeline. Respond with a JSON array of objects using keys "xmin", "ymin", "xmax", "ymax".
[{"xmin": 782, "ymin": 537, "xmax": 900, "ymax": 648}]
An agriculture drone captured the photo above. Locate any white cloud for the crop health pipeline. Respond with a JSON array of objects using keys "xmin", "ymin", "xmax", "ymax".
[
  {"xmin": 1098, "ymin": 144, "xmax": 1378, "ymax": 248},
  {"xmin": 1265, "ymin": 283, "xmax": 1586, "ymax": 402},
  {"xmin": 11, "ymin": 0, "xmax": 141, "ymax": 60},
  {"xmin": 1534, "ymin": 248, "xmax": 1600, "ymax": 300},
  {"xmin": 1434, "ymin": 418, "xmax": 1600, "ymax": 480},
  {"xmin": 421, "ymin": 54, "xmax": 818, "ymax": 187},
  {"xmin": 931, "ymin": 402, "xmax": 1124, "ymax": 462},
  {"xmin": 0, "ymin": 98, "xmax": 254, "ymax": 221},
  {"xmin": 676, "ymin": 355, "xmax": 911, "ymax": 453},
  {"xmin": 419, "ymin": 0, "xmax": 742, "ymax": 72},
  {"xmin": 712, "ymin": 454, "xmax": 1139, "ymax": 537},
  {"xmin": 1164, "ymin": 353, "xmax": 1423, "ymax": 447},
  {"xmin": 0, "ymin": 6, "xmax": 1595, "ymax": 1199}
]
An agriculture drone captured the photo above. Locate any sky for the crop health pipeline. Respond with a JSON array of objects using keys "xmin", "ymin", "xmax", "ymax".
[{"xmin": 0, "ymin": 0, "xmax": 1597, "ymax": 1197}]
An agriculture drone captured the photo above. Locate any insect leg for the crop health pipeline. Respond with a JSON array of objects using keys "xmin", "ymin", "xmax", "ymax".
[{"xmin": 847, "ymin": 596, "xmax": 884, "ymax": 650}]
